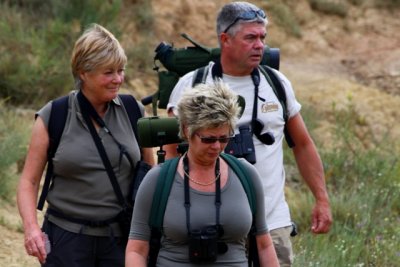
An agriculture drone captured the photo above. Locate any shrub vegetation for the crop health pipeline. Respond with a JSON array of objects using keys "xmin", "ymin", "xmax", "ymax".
[
  {"xmin": 288, "ymin": 101, "xmax": 400, "ymax": 267},
  {"xmin": 0, "ymin": 0, "xmax": 153, "ymax": 107}
]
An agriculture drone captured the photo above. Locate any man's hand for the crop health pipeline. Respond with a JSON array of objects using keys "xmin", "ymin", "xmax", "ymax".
[{"xmin": 311, "ymin": 201, "xmax": 332, "ymax": 234}]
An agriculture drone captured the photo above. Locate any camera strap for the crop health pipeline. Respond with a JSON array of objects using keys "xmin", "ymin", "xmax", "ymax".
[
  {"xmin": 77, "ymin": 91, "xmax": 134, "ymax": 168},
  {"xmin": 183, "ymin": 154, "xmax": 221, "ymax": 233},
  {"xmin": 77, "ymin": 91, "xmax": 132, "ymax": 209},
  {"xmin": 211, "ymin": 61, "xmax": 274, "ymax": 145}
]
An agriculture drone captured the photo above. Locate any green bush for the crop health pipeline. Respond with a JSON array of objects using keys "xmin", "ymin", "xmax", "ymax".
[
  {"xmin": 268, "ymin": 2, "xmax": 303, "ymax": 38},
  {"xmin": 374, "ymin": 0, "xmax": 400, "ymax": 8},
  {"xmin": 289, "ymin": 101, "xmax": 400, "ymax": 267},
  {"xmin": 0, "ymin": 101, "xmax": 31, "ymax": 202},
  {"xmin": 308, "ymin": 0, "xmax": 348, "ymax": 17},
  {"xmin": 0, "ymin": 12, "xmax": 75, "ymax": 107},
  {"xmin": 0, "ymin": 0, "xmax": 127, "ymax": 108}
]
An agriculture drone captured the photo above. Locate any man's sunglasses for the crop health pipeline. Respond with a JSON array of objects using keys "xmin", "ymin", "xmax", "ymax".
[
  {"xmin": 195, "ymin": 133, "xmax": 233, "ymax": 144},
  {"xmin": 223, "ymin": 9, "xmax": 266, "ymax": 33}
]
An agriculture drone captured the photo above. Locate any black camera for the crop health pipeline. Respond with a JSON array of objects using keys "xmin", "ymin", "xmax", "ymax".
[
  {"xmin": 188, "ymin": 225, "xmax": 227, "ymax": 263},
  {"xmin": 224, "ymin": 125, "xmax": 256, "ymax": 164}
]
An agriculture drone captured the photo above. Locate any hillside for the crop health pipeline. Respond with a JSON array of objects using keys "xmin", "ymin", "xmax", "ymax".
[
  {"xmin": 2, "ymin": 0, "xmax": 399, "ymax": 266},
  {"xmin": 128, "ymin": 0, "xmax": 400, "ymax": 146}
]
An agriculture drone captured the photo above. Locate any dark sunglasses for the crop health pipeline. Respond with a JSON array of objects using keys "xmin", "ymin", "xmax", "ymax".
[
  {"xmin": 223, "ymin": 9, "xmax": 266, "ymax": 33},
  {"xmin": 195, "ymin": 133, "xmax": 233, "ymax": 144}
]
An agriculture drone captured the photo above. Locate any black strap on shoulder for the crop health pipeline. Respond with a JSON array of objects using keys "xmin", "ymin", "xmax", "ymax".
[
  {"xmin": 193, "ymin": 62, "xmax": 294, "ymax": 148},
  {"xmin": 259, "ymin": 65, "xmax": 295, "ymax": 148},
  {"xmin": 77, "ymin": 91, "xmax": 129, "ymax": 209},
  {"xmin": 192, "ymin": 65, "xmax": 210, "ymax": 87},
  {"xmin": 37, "ymin": 93, "xmax": 141, "ymax": 211},
  {"xmin": 37, "ymin": 95, "xmax": 69, "ymax": 210},
  {"xmin": 119, "ymin": 94, "xmax": 142, "ymax": 141}
]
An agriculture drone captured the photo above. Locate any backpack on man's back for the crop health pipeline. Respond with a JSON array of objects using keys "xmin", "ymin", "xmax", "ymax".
[{"xmin": 147, "ymin": 34, "xmax": 294, "ymax": 147}]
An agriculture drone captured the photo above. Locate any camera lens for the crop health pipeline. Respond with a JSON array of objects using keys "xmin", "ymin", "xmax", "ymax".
[
  {"xmin": 154, "ymin": 42, "xmax": 172, "ymax": 61},
  {"xmin": 203, "ymin": 227, "xmax": 217, "ymax": 238}
]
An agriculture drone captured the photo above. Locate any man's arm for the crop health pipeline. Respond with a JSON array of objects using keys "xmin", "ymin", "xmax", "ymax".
[
  {"xmin": 140, "ymin": 110, "xmax": 156, "ymax": 166},
  {"xmin": 163, "ymin": 108, "xmax": 180, "ymax": 159},
  {"xmin": 287, "ymin": 113, "xmax": 332, "ymax": 234}
]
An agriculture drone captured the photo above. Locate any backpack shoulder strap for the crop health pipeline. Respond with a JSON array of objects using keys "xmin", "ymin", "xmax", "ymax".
[
  {"xmin": 220, "ymin": 153, "xmax": 261, "ymax": 266},
  {"xmin": 37, "ymin": 95, "xmax": 69, "ymax": 210},
  {"xmin": 220, "ymin": 153, "xmax": 256, "ymax": 215},
  {"xmin": 149, "ymin": 157, "xmax": 180, "ymax": 228},
  {"xmin": 192, "ymin": 65, "xmax": 210, "ymax": 87},
  {"xmin": 119, "ymin": 94, "xmax": 142, "ymax": 141},
  {"xmin": 259, "ymin": 65, "xmax": 295, "ymax": 148},
  {"xmin": 38, "ymin": 94, "xmax": 142, "ymax": 210},
  {"xmin": 147, "ymin": 157, "xmax": 180, "ymax": 267}
]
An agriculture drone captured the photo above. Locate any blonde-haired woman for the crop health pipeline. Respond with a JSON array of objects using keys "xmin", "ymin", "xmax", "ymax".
[
  {"xmin": 17, "ymin": 23, "xmax": 153, "ymax": 266},
  {"xmin": 126, "ymin": 81, "xmax": 279, "ymax": 267}
]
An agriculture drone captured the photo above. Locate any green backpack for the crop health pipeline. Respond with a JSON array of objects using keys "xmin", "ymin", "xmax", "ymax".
[
  {"xmin": 147, "ymin": 34, "xmax": 279, "ymax": 112},
  {"xmin": 148, "ymin": 34, "xmax": 294, "ymax": 147},
  {"xmin": 147, "ymin": 153, "xmax": 261, "ymax": 267}
]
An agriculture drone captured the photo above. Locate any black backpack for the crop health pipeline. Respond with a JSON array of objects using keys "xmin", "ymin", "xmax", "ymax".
[
  {"xmin": 147, "ymin": 153, "xmax": 260, "ymax": 267},
  {"xmin": 37, "ymin": 93, "xmax": 142, "ymax": 210}
]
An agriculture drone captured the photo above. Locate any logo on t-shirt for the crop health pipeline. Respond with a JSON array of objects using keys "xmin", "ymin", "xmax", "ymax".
[{"xmin": 261, "ymin": 102, "xmax": 279, "ymax": 113}]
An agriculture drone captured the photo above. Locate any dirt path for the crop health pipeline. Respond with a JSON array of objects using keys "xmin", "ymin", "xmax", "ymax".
[{"xmin": 0, "ymin": 204, "xmax": 38, "ymax": 266}]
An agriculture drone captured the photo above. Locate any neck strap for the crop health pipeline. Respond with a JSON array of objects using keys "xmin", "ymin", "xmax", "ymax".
[
  {"xmin": 211, "ymin": 61, "xmax": 261, "ymax": 134},
  {"xmin": 77, "ymin": 91, "xmax": 134, "ymax": 168},
  {"xmin": 183, "ymin": 154, "xmax": 221, "ymax": 233}
]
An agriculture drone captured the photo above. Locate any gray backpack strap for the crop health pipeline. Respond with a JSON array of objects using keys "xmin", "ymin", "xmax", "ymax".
[{"xmin": 192, "ymin": 65, "xmax": 210, "ymax": 87}]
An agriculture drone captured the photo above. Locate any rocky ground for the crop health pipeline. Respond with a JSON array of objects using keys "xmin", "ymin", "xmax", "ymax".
[{"xmin": 2, "ymin": 0, "xmax": 399, "ymax": 266}]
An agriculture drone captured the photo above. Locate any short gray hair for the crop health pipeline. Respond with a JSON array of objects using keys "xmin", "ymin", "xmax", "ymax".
[
  {"xmin": 216, "ymin": 1, "xmax": 268, "ymax": 39},
  {"xmin": 177, "ymin": 80, "xmax": 241, "ymax": 140},
  {"xmin": 71, "ymin": 23, "xmax": 127, "ymax": 90}
]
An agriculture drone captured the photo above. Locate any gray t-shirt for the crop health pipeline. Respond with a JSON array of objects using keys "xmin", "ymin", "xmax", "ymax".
[
  {"xmin": 37, "ymin": 91, "xmax": 143, "ymax": 236},
  {"xmin": 130, "ymin": 158, "xmax": 268, "ymax": 266}
]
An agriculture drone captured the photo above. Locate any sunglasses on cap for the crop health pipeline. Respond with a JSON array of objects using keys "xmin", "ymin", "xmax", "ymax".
[
  {"xmin": 223, "ymin": 9, "xmax": 267, "ymax": 33},
  {"xmin": 195, "ymin": 133, "xmax": 233, "ymax": 144}
]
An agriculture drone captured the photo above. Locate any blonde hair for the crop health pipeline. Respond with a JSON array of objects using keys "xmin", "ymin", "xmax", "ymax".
[
  {"xmin": 177, "ymin": 80, "xmax": 241, "ymax": 140},
  {"xmin": 71, "ymin": 23, "xmax": 127, "ymax": 89}
]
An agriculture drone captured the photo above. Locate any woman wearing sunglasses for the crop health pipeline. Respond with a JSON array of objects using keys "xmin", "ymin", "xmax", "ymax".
[{"xmin": 126, "ymin": 81, "xmax": 279, "ymax": 266}]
